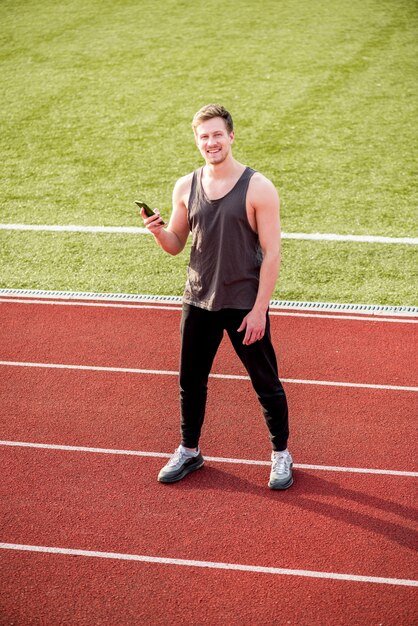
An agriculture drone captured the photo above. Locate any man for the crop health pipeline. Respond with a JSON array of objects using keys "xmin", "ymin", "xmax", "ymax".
[{"xmin": 141, "ymin": 104, "xmax": 292, "ymax": 489}]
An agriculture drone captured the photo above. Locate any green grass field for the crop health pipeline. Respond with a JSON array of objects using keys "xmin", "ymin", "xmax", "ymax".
[{"xmin": 1, "ymin": 0, "xmax": 417, "ymax": 305}]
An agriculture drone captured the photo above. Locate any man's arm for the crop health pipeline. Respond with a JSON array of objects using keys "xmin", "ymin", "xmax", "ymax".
[
  {"xmin": 141, "ymin": 173, "xmax": 192, "ymax": 256},
  {"xmin": 238, "ymin": 173, "xmax": 281, "ymax": 345}
]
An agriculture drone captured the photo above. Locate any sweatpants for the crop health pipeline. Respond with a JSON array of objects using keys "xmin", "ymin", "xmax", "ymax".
[{"xmin": 179, "ymin": 303, "xmax": 289, "ymax": 451}]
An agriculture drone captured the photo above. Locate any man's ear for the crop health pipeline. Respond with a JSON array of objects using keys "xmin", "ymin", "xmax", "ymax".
[{"xmin": 229, "ymin": 131, "xmax": 235, "ymax": 144}]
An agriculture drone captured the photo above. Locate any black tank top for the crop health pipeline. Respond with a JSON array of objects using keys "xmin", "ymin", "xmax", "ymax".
[{"xmin": 183, "ymin": 166, "xmax": 263, "ymax": 311}]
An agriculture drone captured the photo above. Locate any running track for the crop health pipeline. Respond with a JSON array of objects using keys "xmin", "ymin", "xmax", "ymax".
[{"xmin": 0, "ymin": 294, "xmax": 417, "ymax": 625}]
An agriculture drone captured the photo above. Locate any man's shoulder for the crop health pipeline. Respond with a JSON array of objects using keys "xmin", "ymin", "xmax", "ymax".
[
  {"xmin": 174, "ymin": 170, "xmax": 197, "ymax": 193},
  {"xmin": 248, "ymin": 170, "xmax": 278, "ymax": 195},
  {"xmin": 248, "ymin": 171, "xmax": 278, "ymax": 208},
  {"xmin": 249, "ymin": 169, "xmax": 273, "ymax": 185}
]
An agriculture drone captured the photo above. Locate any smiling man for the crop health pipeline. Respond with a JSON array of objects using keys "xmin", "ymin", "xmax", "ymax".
[{"xmin": 141, "ymin": 103, "xmax": 292, "ymax": 490}]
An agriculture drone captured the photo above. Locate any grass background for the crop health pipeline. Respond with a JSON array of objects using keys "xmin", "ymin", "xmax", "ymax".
[{"xmin": 1, "ymin": 0, "xmax": 417, "ymax": 304}]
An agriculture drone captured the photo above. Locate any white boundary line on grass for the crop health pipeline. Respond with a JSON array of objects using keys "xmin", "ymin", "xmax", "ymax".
[
  {"xmin": 1, "ymin": 360, "xmax": 417, "ymax": 392},
  {"xmin": 0, "ymin": 542, "xmax": 417, "ymax": 587},
  {"xmin": 1, "ymin": 222, "xmax": 418, "ymax": 245},
  {"xmin": 1, "ymin": 440, "xmax": 416, "ymax": 477}
]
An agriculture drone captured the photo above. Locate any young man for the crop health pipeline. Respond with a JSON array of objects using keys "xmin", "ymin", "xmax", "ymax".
[{"xmin": 141, "ymin": 104, "xmax": 292, "ymax": 489}]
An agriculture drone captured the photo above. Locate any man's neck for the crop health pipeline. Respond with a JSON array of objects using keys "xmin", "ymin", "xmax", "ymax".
[{"xmin": 203, "ymin": 156, "xmax": 243, "ymax": 181}]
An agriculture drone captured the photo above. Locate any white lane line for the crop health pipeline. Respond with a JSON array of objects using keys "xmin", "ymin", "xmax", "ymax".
[
  {"xmin": 1, "ymin": 297, "xmax": 417, "ymax": 323},
  {"xmin": 269, "ymin": 311, "xmax": 418, "ymax": 324},
  {"xmin": 0, "ymin": 543, "xmax": 417, "ymax": 587},
  {"xmin": 0, "ymin": 223, "xmax": 150, "ymax": 235},
  {"xmin": 1, "ymin": 440, "xmax": 417, "ymax": 477},
  {"xmin": 0, "ymin": 360, "xmax": 416, "ymax": 392},
  {"xmin": 277, "ymin": 377, "xmax": 418, "ymax": 392},
  {"xmin": 0, "ymin": 360, "xmax": 179, "ymax": 377},
  {"xmin": 0, "ymin": 298, "xmax": 183, "ymax": 312},
  {"xmin": 282, "ymin": 232, "xmax": 418, "ymax": 245},
  {"xmin": 1, "ymin": 223, "xmax": 417, "ymax": 245}
]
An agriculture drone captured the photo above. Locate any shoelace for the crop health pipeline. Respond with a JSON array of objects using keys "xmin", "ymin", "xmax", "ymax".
[
  {"xmin": 272, "ymin": 452, "xmax": 290, "ymax": 475},
  {"xmin": 167, "ymin": 446, "xmax": 197, "ymax": 467},
  {"xmin": 167, "ymin": 447, "xmax": 184, "ymax": 467}
]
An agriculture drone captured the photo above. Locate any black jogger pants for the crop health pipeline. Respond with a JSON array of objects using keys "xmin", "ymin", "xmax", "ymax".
[{"xmin": 179, "ymin": 304, "xmax": 289, "ymax": 451}]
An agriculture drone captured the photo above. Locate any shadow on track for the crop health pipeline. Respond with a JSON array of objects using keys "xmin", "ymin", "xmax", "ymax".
[{"xmin": 166, "ymin": 465, "xmax": 417, "ymax": 551}]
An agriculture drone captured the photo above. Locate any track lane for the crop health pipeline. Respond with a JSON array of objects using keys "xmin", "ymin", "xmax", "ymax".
[
  {"xmin": 1, "ymin": 448, "xmax": 416, "ymax": 582},
  {"xmin": 0, "ymin": 367, "xmax": 416, "ymax": 471},
  {"xmin": 1, "ymin": 550, "xmax": 416, "ymax": 626},
  {"xmin": 0, "ymin": 300, "xmax": 417, "ymax": 386}
]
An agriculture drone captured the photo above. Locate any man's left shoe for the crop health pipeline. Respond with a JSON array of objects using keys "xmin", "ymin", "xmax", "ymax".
[
  {"xmin": 158, "ymin": 445, "xmax": 204, "ymax": 483},
  {"xmin": 268, "ymin": 450, "xmax": 293, "ymax": 490}
]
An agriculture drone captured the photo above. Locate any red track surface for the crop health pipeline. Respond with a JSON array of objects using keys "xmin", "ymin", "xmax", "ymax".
[{"xmin": 0, "ymin": 297, "xmax": 417, "ymax": 625}]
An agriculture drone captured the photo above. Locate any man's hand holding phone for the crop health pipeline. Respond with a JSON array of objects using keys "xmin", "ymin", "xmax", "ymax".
[{"xmin": 135, "ymin": 200, "xmax": 165, "ymax": 233}]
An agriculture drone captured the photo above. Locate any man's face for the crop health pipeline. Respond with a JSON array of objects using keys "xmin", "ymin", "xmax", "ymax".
[{"xmin": 194, "ymin": 117, "xmax": 234, "ymax": 165}]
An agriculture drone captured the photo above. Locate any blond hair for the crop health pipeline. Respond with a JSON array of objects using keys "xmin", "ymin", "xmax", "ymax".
[{"xmin": 192, "ymin": 104, "xmax": 234, "ymax": 134}]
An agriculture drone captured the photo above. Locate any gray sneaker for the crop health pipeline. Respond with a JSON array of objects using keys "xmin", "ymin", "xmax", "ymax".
[
  {"xmin": 268, "ymin": 450, "xmax": 293, "ymax": 490},
  {"xmin": 158, "ymin": 445, "xmax": 204, "ymax": 483}
]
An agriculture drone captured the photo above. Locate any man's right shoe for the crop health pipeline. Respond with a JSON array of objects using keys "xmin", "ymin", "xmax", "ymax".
[
  {"xmin": 268, "ymin": 449, "xmax": 293, "ymax": 490},
  {"xmin": 158, "ymin": 445, "xmax": 204, "ymax": 483}
]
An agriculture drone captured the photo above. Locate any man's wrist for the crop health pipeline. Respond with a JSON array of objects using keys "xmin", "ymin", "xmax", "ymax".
[{"xmin": 252, "ymin": 301, "xmax": 269, "ymax": 314}]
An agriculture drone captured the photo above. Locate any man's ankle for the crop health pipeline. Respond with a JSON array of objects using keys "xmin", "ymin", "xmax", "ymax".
[{"xmin": 181, "ymin": 444, "xmax": 198, "ymax": 454}]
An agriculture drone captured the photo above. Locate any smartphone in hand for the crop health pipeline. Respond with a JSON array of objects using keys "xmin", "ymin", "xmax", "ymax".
[{"xmin": 135, "ymin": 200, "xmax": 165, "ymax": 224}]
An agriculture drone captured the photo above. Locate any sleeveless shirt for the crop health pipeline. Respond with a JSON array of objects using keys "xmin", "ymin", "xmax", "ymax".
[{"xmin": 183, "ymin": 166, "xmax": 263, "ymax": 311}]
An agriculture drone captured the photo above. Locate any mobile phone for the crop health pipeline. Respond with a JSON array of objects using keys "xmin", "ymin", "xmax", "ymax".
[{"xmin": 134, "ymin": 200, "xmax": 165, "ymax": 224}]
